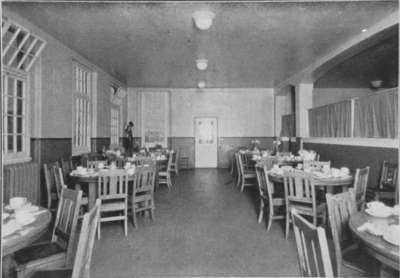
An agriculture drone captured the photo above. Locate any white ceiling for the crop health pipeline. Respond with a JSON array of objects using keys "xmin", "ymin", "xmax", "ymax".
[{"xmin": 5, "ymin": 1, "xmax": 398, "ymax": 88}]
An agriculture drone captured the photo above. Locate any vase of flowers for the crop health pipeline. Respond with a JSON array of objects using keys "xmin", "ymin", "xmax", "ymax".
[
  {"xmin": 272, "ymin": 140, "xmax": 281, "ymax": 155},
  {"xmin": 251, "ymin": 139, "xmax": 260, "ymax": 152}
]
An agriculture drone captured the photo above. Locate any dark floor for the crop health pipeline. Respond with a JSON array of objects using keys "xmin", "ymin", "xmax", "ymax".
[{"xmin": 90, "ymin": 169, "xmax": 368, "ymax": 277}]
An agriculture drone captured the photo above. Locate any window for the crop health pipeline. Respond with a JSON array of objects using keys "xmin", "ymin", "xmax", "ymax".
[
  {"xmin": 2, "ymin": 71, "xmax": 30, "ymax": 162},
  {"xmin": 2, "ymin": 16, "xmax": 45, "ymax": 72},
  {"xmin": 73, "ymin": 63, "xmax": 93, "ymax": 154},
  {"xmin": 110, "ymin": 108, "xmax": 120, "ymax": 145}
]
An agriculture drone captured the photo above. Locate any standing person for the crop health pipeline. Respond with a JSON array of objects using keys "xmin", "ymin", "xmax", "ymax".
[{"xmin": 124, "ymin": 121, "xmax": 134, "ymax": 155}]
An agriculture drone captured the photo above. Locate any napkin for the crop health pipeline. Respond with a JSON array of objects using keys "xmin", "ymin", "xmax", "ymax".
[{"xmin": 357, "ymin": 221, "xmax": 389, "ymax": 236}]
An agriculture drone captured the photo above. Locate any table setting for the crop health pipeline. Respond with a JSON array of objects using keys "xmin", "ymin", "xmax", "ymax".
[{"xmin": 2, "ymin": 197, "xmax": 51, "ymax": 255}]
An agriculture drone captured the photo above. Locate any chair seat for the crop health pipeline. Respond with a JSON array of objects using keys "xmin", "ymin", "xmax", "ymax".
[
  {"xmin": 101, "ymin": 201, "xmax": 126, "ymax": 212},
  {"xmin": 31, "ymin": 269, "xmax": 73, "ymax": 278},
  {"xmin": 15, "ymin": 242, "xmax": 65, "ymax": 265}
]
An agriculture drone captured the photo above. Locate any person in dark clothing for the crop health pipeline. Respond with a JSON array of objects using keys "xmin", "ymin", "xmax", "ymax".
[{"xmin": 124, "ymin": 121, "xmax": 134, "ymax": 155}]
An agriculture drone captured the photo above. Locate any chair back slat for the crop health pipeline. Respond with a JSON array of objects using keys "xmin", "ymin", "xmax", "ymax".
[
  {"xmin": 379, "ymin": 161, "xmax": 398, "ymax": 189},
  {"xmin": 284, "ymin": 171, "xmax": 314, "ymax": 205},
  {"xmin": 52, "ymin": 165, "xmax": 64, "ymax": 197},
  {"xmin": 71, "ymin": 199, "xmax": 101, "ymax": 278},
  {"xmin": 98, "ymin": 172, "xmax": 129, "ymax": 200},
  {"xmin": 237, "ymin": 153, "xmax": 246, "ymax": 176},
  {"xmin": 52, "ymin": 187, "xmax": 82, "ymax": 266},
  {"xmin": 353, "ymin": 166, "xmax": 370, "ymax": 210},
  {"xmin": 326, "ymin": 190, "xmax": 357, "ymax": 276},
  {"xmin": 133, "ymin": 165, "xmax": 156, "ymax": 194},
  {"xmin": 292, "ymin": 209, "xmax": 333, "ymax": 277}
]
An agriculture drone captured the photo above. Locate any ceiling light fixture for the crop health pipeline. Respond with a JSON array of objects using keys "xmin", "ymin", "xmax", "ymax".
[
  {"xmin": 192, "ymin": 10, "xmax": 215, "ymax": 30},
  {"xmin": 196, "ymin": 59, "xmax": 208, "ymax": 71},
  {"xmin": 198, "ymin": 81, "xmax": 206, "ymax": 89}
]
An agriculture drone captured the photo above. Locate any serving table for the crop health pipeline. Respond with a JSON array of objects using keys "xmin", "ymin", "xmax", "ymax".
[{"xmin": 349, "ymin": 211, "xmax": 399, "ymax": 273}]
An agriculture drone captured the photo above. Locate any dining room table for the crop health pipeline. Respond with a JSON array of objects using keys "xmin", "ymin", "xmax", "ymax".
[
  {"xmin": 349, "ymin": 210, "xmax": 400, "ymax": 274},
  {"xmin": 70, "ymin": 168, "xmax": 136, "ymax": 210},
  {"xmin": 2, "ymin": 206, "xmax": 52, "ymax": 277},
  {"xmin": 267, "ymin": 169, "xmax": 354, "ymax": 194}
]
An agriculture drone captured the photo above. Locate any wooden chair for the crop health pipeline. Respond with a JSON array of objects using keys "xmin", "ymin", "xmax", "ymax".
[
  {"xmin": 31, "ymin": 199, "xmax": 101, "ymax": 278},
  {"xmin": 283, "ymin": 171, "xmax": 326, "ymax": 239},
  {"xmin": 326, "ymin": 190, "xmax": 376, "ymax": 277},
  {"xmin": 352, "ymin": 166, "xmax": 370, "ymax": 210},
  {"xmin": 237, "ymin": 152, "xmax": 257, "ymax": 192},
  {"xmin": 97, "ymin": 171, "xmax": 129, "ymax": 239},
  {"xmin": 255, "ymin": 165, "xmax": 285, "ymax": 231},
  {"xmin": 43, "ymin": 162, "xmax": 63, "ymax": 210},
  {"xmin": 15, "ymin": 188, "xmax": 83, "ymax": 278},
  {"xmin": 169, "ymin": 149, "xmax": 179, "ymax": 175},
  {"xmin": 291, "ymin": 208, "xmax": 334, "ymax": 277},
  {"xmin": 234, "ymin": 153, "xmax": 242, "ymax": 187},
  {"xmin": 303, "ymin": 160, "xmax": 331, "ymax": 171},
  {"xmin": 130, "ymin": 165, "xmax": 156, "ymax": 228},
  {"xmin": 368, "ymin": 161, "xmax": 398, "ymax": 205},
  {"xmin": 158, "ymin": 152, "xmax": 173, "ymax": 189},
  {"xmin": 60, "ymin": 159, "xmax": 74, "ymax": 186}
]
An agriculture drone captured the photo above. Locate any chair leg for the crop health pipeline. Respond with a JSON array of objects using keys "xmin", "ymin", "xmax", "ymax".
[
  {"xmin": 124, "ymin": 208, "xmax": 128, "ymax": 236},
  {"xmin": 240, "ymin": 178, "xmax": 245, "ymax": 192},
  {"xmin": 267, "ymin": 210, "xmax": 273, "ymax": 232},
  {"xmin": 258, "ymin": 199, "xmax": 264, "ymax": 224},
  {"xmin": 132, "ymin": 207, "xmax": 138, "ymax": 228},
  {"xmin": 167, "ymin": 173, "xmax": 172, "ymax": 189},
  {"xmin": 97, "ymin": 219, "xmax": 101, "ymax": 240},
  {"xmin": 285, "ymin": 211, "xmax": 290, "ymax": 239}
]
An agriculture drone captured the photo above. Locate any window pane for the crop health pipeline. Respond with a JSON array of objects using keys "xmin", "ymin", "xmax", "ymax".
[
  {"xmin": 7, "ymin": 135, "xmax": 14, "ymax": 152},
  {"xmin": 7, "ymin": 96, "xmax": 14, "ymax": 114},
  {"xmin": 17, "ymin": 80, "xmax": 23, "ymax": 97},
  {"xmin": 17, "ymin": 117, "xmax": 23, "ymax": 133},
  {"xmin": 7, "ymin": 116, "xmax": 14, "ymax": 133},
  {"xmin": 7, "ymin": 77, "xmax": 15, "ymax": 96},
  {"xmin": 16, "ymin": 135, "xmax": 22, "ymax": 152},
  {"xmin": 17, "ymin": 98, "xmax": 23, "ymax": 115}
]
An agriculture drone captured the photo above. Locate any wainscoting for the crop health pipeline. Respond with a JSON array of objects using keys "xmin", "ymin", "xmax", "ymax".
[
  {"xmin": 91, "ymin": 137, "xmax": 111, "ymax": 153},
  {"xmin": 303, "ymin": 142, "xmax": 398, "ymax": 189}
]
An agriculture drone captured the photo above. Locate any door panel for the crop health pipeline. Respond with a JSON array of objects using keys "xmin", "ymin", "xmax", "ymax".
[{"xmin": 195, "ymin": 117, "xmax": 217, "ymax": 168}]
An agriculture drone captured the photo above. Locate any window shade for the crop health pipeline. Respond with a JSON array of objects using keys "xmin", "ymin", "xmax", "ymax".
[
  {"xmin": 309, "ymin": 100, "xmax": 352, "ymax": 137},
  {"xmin": 354, "ymin": 89, "xmax": 398, "ymax": 138}
]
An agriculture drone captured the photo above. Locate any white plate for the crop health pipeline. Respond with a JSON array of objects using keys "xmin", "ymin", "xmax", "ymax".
[
  {"xmin": 5, "ymin": 202, "xmax": 32, "ymax": 211},
  {"xmin": 365, "ymin": 208, "xmax": 392, "ymax": 218},
  {"xmin": 383, "ymin": 233, "xmax": 400, "ymax": 246}
]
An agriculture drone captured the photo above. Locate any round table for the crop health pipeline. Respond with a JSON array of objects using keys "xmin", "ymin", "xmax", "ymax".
[
  {"xmin": 2, "ymin": 207, "xmax": 52, "ymax": 277},
  {"xmin": 268, "ymin": 173, "xmax": 354, "ymax": 194},
  {"xmin": 2, "ymin": 207, "xmax": 52, "ymax": 256},
  {"xmin": 349, "ymin": 211, "xmax": 400, "ymax": 271},
  {"xmin": 70, "ymin": 168, "xmax": 138, "ymax": 209}
]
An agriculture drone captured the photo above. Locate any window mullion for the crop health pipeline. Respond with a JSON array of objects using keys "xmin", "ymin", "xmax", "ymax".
[{"xmin": 13, "ymin": 78, "xmax": 17, "ymax": 153}]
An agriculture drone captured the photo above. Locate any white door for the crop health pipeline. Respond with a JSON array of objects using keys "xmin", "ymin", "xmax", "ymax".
[{"xmin": 195, "ymin": 117, "xmax": 218, "ymax": 168}]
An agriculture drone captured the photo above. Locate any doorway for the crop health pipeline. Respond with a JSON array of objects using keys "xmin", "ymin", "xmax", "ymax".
[{"xmin": 194, "ymin": 117, "xmax": 218, "ymax": 168}]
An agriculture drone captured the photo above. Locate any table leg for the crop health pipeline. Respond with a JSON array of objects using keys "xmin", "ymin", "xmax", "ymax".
[{"xmin": 88, "ymin": 181, "xmax": 96, "ymax": 210}]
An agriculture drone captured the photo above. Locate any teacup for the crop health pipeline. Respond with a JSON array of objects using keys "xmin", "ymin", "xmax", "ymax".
[
  {"xmin": 98, "ymin": 162, "xmax": 105, "ymax": 169},
  {"xmin": 10, "ymin": 197, "xmax": 27, "ymax": 209}
]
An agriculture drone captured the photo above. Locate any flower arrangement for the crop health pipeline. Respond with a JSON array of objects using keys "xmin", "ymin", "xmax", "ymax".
[
  {"xmin": 251, "ymin": 139, "xmax": 260, "ymax": 151},
  {"xmin": 272, "ymin": 140, "xmax": 281, "ymax": 154}
]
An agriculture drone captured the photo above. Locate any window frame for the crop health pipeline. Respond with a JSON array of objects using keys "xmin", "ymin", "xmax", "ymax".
[
  {"xmin": 72, "ymin": 61, "xmax": 94, "ymax": 155},
  {"xmin": 110, "ymin": 106, "xmax": 120, "ymax": 145},
  {"xmin": 2, "ymin": 67, "xmax": 31, "ymax": 164}
]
